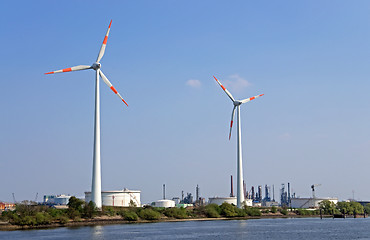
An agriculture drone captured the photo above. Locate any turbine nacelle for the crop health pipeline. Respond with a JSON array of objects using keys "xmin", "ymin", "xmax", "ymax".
[
  {"xmin": 92, "ymin": 62, "xmax": 101, "ymax": 70},
  {"xmin": 233, "ymin": 100, "xmax": 242, "ymax": 106}
]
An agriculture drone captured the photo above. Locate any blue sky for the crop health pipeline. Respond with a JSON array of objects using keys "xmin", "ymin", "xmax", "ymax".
[{"xmin": 1, "ymin": 0, "xmax": 370, "ymax": 204}]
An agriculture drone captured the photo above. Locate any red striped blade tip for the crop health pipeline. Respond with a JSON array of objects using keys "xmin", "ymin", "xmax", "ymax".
[
  {"xmin": 45, "ymin": 72, "xmax": 54, "ymax": 74},
  {"xmin": 122, "ymin": 99, "xmax": 129, "ymax": 107},
  {"xmin": 109, "ymin": 20, "xmax": 112, "ymax": 28}
]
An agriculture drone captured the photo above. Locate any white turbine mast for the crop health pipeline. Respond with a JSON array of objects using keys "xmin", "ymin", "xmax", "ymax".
[
  {"xmin": 213, "ymin": 76, "xmax": 263, "ymax": 208},
  {"xmin": 45, "ymin": 20, "xmax": 128, "ymax": 209}
]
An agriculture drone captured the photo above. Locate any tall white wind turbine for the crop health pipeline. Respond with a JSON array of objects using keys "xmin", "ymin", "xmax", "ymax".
[
  {"xmin": 45, "ymin": 20, "xmax": 128, "ymax": 209},
  {"xmin": 213, "ymin": 76, "xmax": 263, "ymax": 208}
]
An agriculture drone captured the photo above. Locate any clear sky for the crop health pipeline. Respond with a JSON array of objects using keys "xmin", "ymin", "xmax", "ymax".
[{"xmin": 1, "ymin": 0, "xmax": 370, "ymax": 204}]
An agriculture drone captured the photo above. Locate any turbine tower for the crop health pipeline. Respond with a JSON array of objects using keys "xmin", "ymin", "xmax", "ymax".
[
  {"xmin": 45, "ymin": 20, "xmax": 128, "ymax": 209},
  {"xmin": 213, "ymin": 76, "xmax": 263, "ymax": 208}
]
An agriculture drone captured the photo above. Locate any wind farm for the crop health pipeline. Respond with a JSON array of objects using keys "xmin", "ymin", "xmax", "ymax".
[{"xmin": 2, "ymin": 2, "xmax": 370, "ymax": 237}]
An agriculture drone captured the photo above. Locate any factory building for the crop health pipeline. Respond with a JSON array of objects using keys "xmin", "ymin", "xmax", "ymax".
[
  {"xmin": 0, "ymin": 202, "xmax": 15, "ymax": 211},
  {"xmin": 85, "ymin": 189, "xmax": 141, "ymax": 207},
  {"xmin": 44, "ymin": 195, "xmax": 72, "ymax": 205},
  {"xmin": 290, "ymin": 197, "xmax": 338, "ymax": 209}
]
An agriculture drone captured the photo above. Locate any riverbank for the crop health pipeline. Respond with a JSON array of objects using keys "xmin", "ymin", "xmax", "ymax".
[{"xmin": 0, "ymin": 212, "xmax": 332, "ymax": 231}]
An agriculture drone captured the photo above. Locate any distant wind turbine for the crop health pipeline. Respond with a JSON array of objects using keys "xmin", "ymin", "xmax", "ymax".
[
  {"xmin": 213, "ymin": 76, "xmax": 263, "ymax": 208},
  {"xmin": 45, "ymin": 20, "xmax": 128, "ymax": 209}
]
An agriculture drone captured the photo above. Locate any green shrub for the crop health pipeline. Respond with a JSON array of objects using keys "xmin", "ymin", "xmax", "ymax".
[
  {"xmin": 104, "ymin": 207, "xmax": 116, "ymax": 216},
  {"xmin": 59, "ymin": 216, "xmax": 69, "ymax": 224},
  {"xmin": 163, "ymin": 207, "xmax": 188, "ymax": 219},
  {"xmin": 280, "ymin": 208, "xmax": 288, "ymax": 215},
  {"xmin": 82, "ymin": 201, "xmax": 98, "ymax": 218},
  {"xmin": 35, "ymin": 212, "xmax": 51, "ymax": 225},
  {"xmin": 271, "ymin": 206, "xmax": 277, "ymax": 213},
  {"xmin": 138, "ymin": 208, "xmax": 161, "ymax": 220},
  {"xmin": 220, "ymin": 203, "xmax": 237, "ymax": 217},
  {"xmin": 121, "ymin": 211, "xmax": 138, "ymax": 221},
  {"xmin": 16, "ymin": 216, "xmax": 36, "ymax": 226},
  {"xmin": 47, "ymin": 208, "xmax": 65, "ymax": 219},
  {"xmin": 235, "ymin": 208, "xmax": 247, "ymax": 217},
  {"xmin": 204, "ymin": 204, "xmax": 221, "ymax": 218},
  {"xmin": 245, "ymin": 207, "xmax": 262, "ymax": 216}
]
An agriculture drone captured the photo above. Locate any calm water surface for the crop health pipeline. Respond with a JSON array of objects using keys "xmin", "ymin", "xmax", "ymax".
[{"xmin": 1, "ymin": 218, "xmax": 370, "ymax": 239}]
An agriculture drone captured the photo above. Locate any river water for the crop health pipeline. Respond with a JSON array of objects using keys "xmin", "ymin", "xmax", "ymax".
[{"xmin": 1, "ymin": 217, "xmax": 370, "ymax": 240}]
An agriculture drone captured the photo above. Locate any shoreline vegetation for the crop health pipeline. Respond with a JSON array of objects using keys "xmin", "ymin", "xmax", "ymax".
[{"xmin": 1, "ymin": 197, "xmax": 369, "ymax": 231}]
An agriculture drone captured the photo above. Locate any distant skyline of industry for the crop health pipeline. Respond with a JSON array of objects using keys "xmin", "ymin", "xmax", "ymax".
[{"xmin": 1, "ymin": 0, "xmax": 370, "ymax": 204}]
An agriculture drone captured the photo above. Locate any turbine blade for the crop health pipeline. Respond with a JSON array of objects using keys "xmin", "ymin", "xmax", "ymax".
[
  {"xmin": 99, "ymin": 70, "xmax": 128, "ymax": 106},
  {"xmin": 229, "ymin": 106, "xmax": 236, "ymax": 140},
  {"xmin": 241, "ymin": 94, "xmax": 264, "ymax": 104},
  {"xmin": 45, "ymin": 65, "xmax": 91, "ymax": 74},
  {"xmin": 213, "ymin": 76, "xmax": 235, "ymax": 102},
  {"xmin": 96, "ymin": 20, "xmax": 112, "ymax": 63}
]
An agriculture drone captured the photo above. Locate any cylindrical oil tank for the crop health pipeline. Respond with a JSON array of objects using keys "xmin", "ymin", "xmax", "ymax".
[{"xmin": 152, "ymin": 199, "xmax": 175, "ymax": 208}]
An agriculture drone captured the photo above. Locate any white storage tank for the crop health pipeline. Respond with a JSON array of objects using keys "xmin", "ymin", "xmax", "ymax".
[
  {"xmin": 85, "ymin": 189, "xmax": 141, "ymax": 207},
  {"xmin": 208, "ymin": 197, "xmax": 253, "ymax": 207},
  {"xmin": 290, "ymin": 197, "xmax": 338, "ymax": 209},
  {"xmin": 208, "ymin": 197, "xmax": 237, "ymax": 206},
  {"xmin": 152, "ymin": 199, "xmax": 175, "ymax": 208}
]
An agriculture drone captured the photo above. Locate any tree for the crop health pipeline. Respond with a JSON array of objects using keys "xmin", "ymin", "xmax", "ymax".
[
  {"xmin": 349, "ymin": 201, "xmax": 364, "ymax": 215},
  {"xmin": 67, "ymin": 196, "xmax": 84, "ymax": 219},
  {"xmin": 364, "ymin": 203, "xmax": 370, "ymax": 215},
  {"xmin": 67, "ymin": 196, "xmax": 84, "ymax": 212},
  {"xmin": 83, "ymin": 201, "xmax": 98, "ymax": 218},
  {"xmin": 336, "ymin": 201, "xmax": 353, "ymax": 215},
  {"xmin": 319, "ymin": 200, "xmax": 336, "ymax": 215}
]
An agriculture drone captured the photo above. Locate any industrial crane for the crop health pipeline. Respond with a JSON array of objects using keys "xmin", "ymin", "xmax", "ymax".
[{"xmin": 311, "ymin": 184, "xmax": 321, "ymax": 199}]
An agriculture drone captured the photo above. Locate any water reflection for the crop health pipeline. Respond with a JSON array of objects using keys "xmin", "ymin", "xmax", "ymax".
[{"xmin": 91, "ymin": 225, "xmax": 104, "ymax": 240}]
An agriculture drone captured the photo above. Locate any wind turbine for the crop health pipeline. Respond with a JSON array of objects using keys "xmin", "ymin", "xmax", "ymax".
[
  {"xmin": 213, "ymin": 76, "xmax": 263, "ymax": 208},
  {"xmin": 45, "ymin": 20, "xmax": 128, "ymax": 209}
]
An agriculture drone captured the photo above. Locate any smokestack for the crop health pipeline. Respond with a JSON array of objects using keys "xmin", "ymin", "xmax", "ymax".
[
  {"xmin": 196, "ymin": 184, "xmax": 199, "ymax": 203},
  {"xmin": 230, "ymin": 175, "xmax": 234, "ymax": 197},
  {"xmin": 273, "ymin": 185, "xmax": 275, "ymax": 202},
  {"xmin": 288, "ymin": 182, "xmax": 291, "ymax": 206},
  {"xmin": 163, "ymin": 184, "xmax": 166, "ymax": 199},
  {"xmin": 251, "ymin": 186, "xmax": 255, "ymax": 201}
]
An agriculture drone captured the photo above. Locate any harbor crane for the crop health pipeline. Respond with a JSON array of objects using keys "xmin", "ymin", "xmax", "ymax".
[{"xmin": 311, "ymin": 184, "xmax": 321, "ymax": 199}]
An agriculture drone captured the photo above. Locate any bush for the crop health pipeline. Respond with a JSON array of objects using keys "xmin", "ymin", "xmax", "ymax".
[
  {"xmin": 82, "ymin": 201, "xmax": 98, "ymax": 218},
  {"xmin": 47, "ymin": 208, "xmax": 65, "ymax": 219},
  {"xmin": 163, "ymin": 208, "xmax": 188, "ymax": 219},
  {"xmin": 59, "ymin": 216, "xmax": 69, "ymax": 224},
  {"xmin": 138, "ymin": 208, "xmax": 161, "ymax": 220},
  {"xmin": 271, "ymin": 206, "xmax": 277, "ymax": 213},
  {"xmin": 220, "ymin": 203, "xmax": 237, "ymax": 217},
  {"xmin": 204, "ymin": 204, "xmax": 221, "ymax": 218},
  {"xmin": 104, "ymin": 207, "xmax": 116, "ymax": 216},
  {"xmin": 235, "ymin": 208, "xmax": 247, "ymax": 217},
  {"xmin": 16, "ymin": 216, "xmax": 36, "ymax": 226},
  {"xmin": 120, "ymin": 210, "xmax": 138, "ymax": 221},
  {"xmin": 35, "ymin": 212, "xmax": 51, "ymax": 225},
  {"xmin": 245, "ymin": 207, "xmax": 261, "ymax": 216},
  {"xmin": 280, "ymin": 208, "xmax": 288, "ymax": 215}
]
